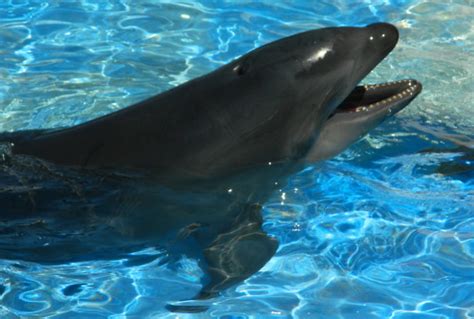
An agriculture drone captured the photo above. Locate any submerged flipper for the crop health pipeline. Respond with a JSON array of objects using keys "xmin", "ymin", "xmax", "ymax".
[
  {"xmin": 167, "ymin": 204, "xmax": 278, "ymax": 312},
  {"xmin": 199, "ymin": 204, "xmax": 278, "ymax": 299}
]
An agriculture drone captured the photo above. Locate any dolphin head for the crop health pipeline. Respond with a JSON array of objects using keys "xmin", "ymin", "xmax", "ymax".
[{"xmin": 217, "ymin": 23, "xmax": 421, "ymax": 164}]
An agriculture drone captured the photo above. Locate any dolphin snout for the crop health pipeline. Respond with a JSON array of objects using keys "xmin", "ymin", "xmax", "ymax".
[{"xmin": 366, "ymin": 22, "xmax": 399, "ymax": 53}]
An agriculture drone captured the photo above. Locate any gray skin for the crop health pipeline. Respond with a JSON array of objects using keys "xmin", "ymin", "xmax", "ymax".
[
  {"xmin": 0, "ymin": 23, "xmax": 422, "ymax": 312},
  {"xmin": 4, "ymin": 23, "xmax": 421, "ymax": 180}
]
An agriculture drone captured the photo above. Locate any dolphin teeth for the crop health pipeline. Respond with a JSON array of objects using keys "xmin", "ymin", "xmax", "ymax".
[
  {"xmin": 355, "ymin": 106, "xmax": 369, "ymax": 112},
  {"xmin": 350, "ymin": 79, "xmax": 420, "ymax": 115}
]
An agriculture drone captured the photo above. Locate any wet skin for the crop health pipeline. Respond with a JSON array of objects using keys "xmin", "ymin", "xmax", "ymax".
[{"xmin": 0, "ymin": 23, "xmax": 421, "ymax": 311}]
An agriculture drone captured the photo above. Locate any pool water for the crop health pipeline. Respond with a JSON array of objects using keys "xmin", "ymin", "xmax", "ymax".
[{"xmin": 0, "ymin": 1, "xmax": 473, "ymax": 318}]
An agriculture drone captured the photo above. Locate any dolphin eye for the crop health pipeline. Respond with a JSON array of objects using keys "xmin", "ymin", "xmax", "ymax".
[
  {"xmin": 233, "ymin": 65, "xmax": 245, "ymax": 76},
  {"xmin": 233, "ymin": 64, "xmax": 246, "ymax": 76}
]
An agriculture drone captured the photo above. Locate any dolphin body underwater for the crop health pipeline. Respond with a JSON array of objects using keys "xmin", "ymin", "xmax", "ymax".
[{"xmin": 0, "ymin": 23, "xmax": 421, "ymax": 311}]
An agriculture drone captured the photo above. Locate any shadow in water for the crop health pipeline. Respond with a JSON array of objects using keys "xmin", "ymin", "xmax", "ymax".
[{"xmin": 0, "ymin": 144, "xmax": 288, "ymax": 311}]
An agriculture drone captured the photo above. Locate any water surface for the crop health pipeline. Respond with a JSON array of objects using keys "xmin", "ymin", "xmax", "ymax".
[{"xmin": 0, "ymin": 1, "xmax": 473, "ymax": 318}]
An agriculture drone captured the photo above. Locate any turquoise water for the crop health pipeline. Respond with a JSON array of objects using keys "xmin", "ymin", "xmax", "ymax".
[{"xmin": 0, "ymin": 1, "xmax": 473, "ymax": 318}]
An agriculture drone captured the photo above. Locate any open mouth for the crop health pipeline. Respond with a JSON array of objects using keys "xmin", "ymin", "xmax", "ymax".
[{"xmin": 334, "ymin": 79, "xmax": 422, "ymax": 114}]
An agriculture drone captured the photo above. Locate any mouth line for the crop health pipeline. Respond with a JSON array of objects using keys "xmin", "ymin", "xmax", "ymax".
[{"xmin": 334, "ymin": 79, "xmax": 422, "ymax": 115}]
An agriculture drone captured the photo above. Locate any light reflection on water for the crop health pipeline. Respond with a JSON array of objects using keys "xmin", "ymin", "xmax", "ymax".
[{"xmin": 0, "ymin": 0, "xmax": 473, "ymax": 318}]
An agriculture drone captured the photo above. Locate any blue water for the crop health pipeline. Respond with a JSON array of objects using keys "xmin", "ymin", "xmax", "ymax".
[{"xmin": 0, "ymin": 1, "xmax": 473, "ymax": 318}]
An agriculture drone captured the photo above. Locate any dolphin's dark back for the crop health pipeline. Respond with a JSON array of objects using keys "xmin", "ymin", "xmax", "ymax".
[
  {"xmin": 3, "ymin": 75, "xmax": 234, "ymax": 179},
  {"xmin": 2, "ymin": 66, "xmax": 299, "ymax": 182}
]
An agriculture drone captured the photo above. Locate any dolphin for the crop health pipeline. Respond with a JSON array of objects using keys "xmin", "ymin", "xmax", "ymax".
[{"xmin": 0, "ymin": 23, "xmax": 422, "ymax": 312}]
